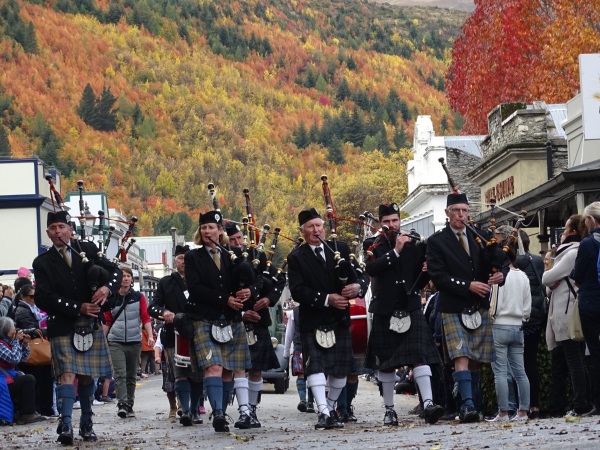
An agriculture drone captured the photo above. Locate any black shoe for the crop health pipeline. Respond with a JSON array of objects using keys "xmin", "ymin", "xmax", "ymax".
[
  {"xmin": 249, "ymin": 406, "xmax": 261, "ymax": 428},
  {"xmin": 440, "ymin": 411, "xmax": 458, "ymax": 421},
  {"xmin": 297, "ymin": 401, "xmax": 307, "ymax": 412},
  {"xmin": 234, "ymin": 411, "xmax": 252, "ymax": 429},
  {"xmin": 315, "ymin": 413, "xmax": 334, "ymax": 430},
  {"xmin": 117, "ymin": 403, "xmax": 128, "ymax": 418},
  {"xmin": 191, "ymin": 413, "xmax": 203, "ymax": 424},
  {"xmin": 79, "ymin": 421, "xmax": 97, "ymax": 442},
  {"xmin": 57, "ymin": 421, "xmax": 73, "ymax": 445},
  {"xmin": 212, "ymin": 410, "xmax": 229, "ymax": 432},
  {"xmin": 459, "ymin": 404, "xmax": 480, "ymax": 423},
  {"xmin": 127, "ymin": 406, "xmax": 136, "ymax": 418},
  {"xmin": 329, "ymin": 410, "xmax": 344, "ymax": 428},
  {"xmin": 409, "ymin": 403, "xmax": 424, "ymax": 416},
  {"xmin": 383, "ymin": 408, "xmax": 399, "ymax": 426},
  {"xmin": 346, "ymin": 405, "xmax": 357, "ymax": 422},
  {"xmin": 180, "ymin": 413, "xmax": 193, "ymax": 426},
  {"xmin": 528, "ymin": 410, "xmax": 541, "ymax": 419},
  {"xmin": 306, "ymin": 402, "xmax": 315, "ymax": 413},
  {"xmin": 336, "ymin": 409, "xmax": 349, "ymax": 423},
  {"xmin": 423, "ymin": 404, "xmax": 444, "ymax": 425}
]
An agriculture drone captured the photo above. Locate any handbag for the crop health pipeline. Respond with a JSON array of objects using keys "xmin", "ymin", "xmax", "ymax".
[
  {"xmin": 245, "ymin": 324, "xmax": 258, "ymax": 346},
  {"xmin": 26, "ymin": 336, "xmax": 51, "ymax": 365},
  {"xmin": 211, "ymin": 319, "xmax": 233, "ymax": 344},
  {"xmin": 460, "ymin": 305, "xmax": 482, "ymax": 331},
  {"xmin": 315, "ymin": 324, "xmax": 336, "ymax": 349},
  {"xmin": 565, "ymin": 277, "xmax": 584, "ymax": 342},
  {"xmin": 73, "ymin": 327, "xmax": 94, "ymax": 352}
]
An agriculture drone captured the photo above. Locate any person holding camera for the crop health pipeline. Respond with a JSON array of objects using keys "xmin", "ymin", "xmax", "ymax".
[{"xmin": 0, "ymin": 317, "xmax": 46, "ymax": 425}]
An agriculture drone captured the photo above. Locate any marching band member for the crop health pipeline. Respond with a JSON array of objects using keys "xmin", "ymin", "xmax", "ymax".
[
  {"xmin": 226, "ymin": 222, "xmax": 284, "ymax": 428},
  {"xmin": 287, "ymin": 208, "xmax": 369, "ymax": 430},
  {"xmin": 426, "ymin": 193, "xmax": 504, "ymax": 423},
  {"xmin": 184, "ymin": 211, "xmax": 260, "ymax": 432},
  {"xmin": 363, "ymin": 203, "xmax": 444, "ymax": 426},
  {"xmin": 33, "ymin": 211, "xmax": 120, "ymax": 444},
  {"xmin": 148, "ymin": 244, "xmax": 204, "ymax": 426}
]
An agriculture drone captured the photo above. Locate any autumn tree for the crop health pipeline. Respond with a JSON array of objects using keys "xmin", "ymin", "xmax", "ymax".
[
  {"xmin": 77, "ymin": 83, "xmax": 97, "ymax": 126},
  {"xmin": 94, "ymin": 86, "xmax": 118, "ymax": 131},
  {"xmin": 327, "ymin": 138, "xmax": 346, "ymax": 165}
]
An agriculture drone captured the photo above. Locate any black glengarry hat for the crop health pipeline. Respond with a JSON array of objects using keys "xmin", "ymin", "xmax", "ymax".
[
  {"xmin": 47, "ymin": 210, "xmax": 71, "ymax": 227},
  {"xmin": 378, "ymin": 203, "xmax": 400, "ymax": 219},
  {"xmin": 447, "ymin": 193, "xmax": 469, "ymax": 207},
  {"xmin": 298, "ymin": 208, "xmax": 321, "ymax": 226},
  {"xmin": 174, "ymin": 245, "xmax": 190, "ymax": 256},
  {"xmin": 199, "ymin": 210, "xmax": 223, "ymax": 226},
  {"xmin": 224, "ymin": 220, "xmax": 241, "ymax": 237}
]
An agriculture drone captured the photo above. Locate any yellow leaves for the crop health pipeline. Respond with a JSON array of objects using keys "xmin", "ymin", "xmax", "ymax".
[
  {"xmin": 105, "ymin": 65, "xmax": 116, "ymax": 78},
  {"xmin": 412, "ymin": 19, "xmax": 419, "ymax": 26}
]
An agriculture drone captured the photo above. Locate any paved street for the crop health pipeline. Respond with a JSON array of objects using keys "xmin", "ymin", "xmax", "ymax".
[{"xmin": 3, "ymin": 374, "xmax": 600, "ymax": 449}]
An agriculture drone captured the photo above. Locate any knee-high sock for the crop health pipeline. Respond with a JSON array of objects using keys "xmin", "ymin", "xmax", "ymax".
[
  {"xmin": 326, "ymin": 376, "xmax": 347, "ymax": 412},
  {"xmin": 189, "ymin": 380, "xmax": 203, "ymax": 414},
  {"xmin": 336, "ymin": 386, "xmax": 348, "ymax": 412},
  {"xmin": 234, "ymin": 378, "xmax": 250, "ymax": 414},
  {"xmin": 248, "ymin": 380, "xmax": 262, "ymax": 407},
  {"xmin": 78, "ymin": 382, "xmax": 95, "ymax": 425},
  {"xmin": 307, "ymin": 373, "xmax": 328, "ymax": 416},
  {"xmin": 175, "ymin": 380, "xmax": 191, "ymax": 414},
  {"xmin": 413, "ymin": 365, "xmax": 434, "ymax": 408},
  {"xmin": 453, "ymin": 370, "xmax": 474, "ymax": 407},
  {"xmin": 296, "ymin": 378, "xmax": 307, "ymax": 403},
  {"xmin": 56, "ymin": 384, "xmax": 76, "ymax": 427},
  {"xmin": 222, "ymin": 380, "xmax": 234, "ymax": 414},
  {"xmin": 346, "ymin": 380, "xmax": 359, "ymax": 408},
  {"xmin": 378, "ymin": 371, "xmax": 396, "ymax": 409},
  {"xmin": 471, "ymin": 371, "xmax": 482, "ymax": 411},
  {"xmin": 204, "ymin": 376, "xmax": 223, "ymax": 413}
]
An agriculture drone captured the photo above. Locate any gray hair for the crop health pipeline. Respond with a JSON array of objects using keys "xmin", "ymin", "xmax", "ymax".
[
  {"xmin": 0, "ymin": 317, "xmax": 15, "ymax": 340},
  {"xmin": 583, "ymin": 201, "xmax": 600, "ymax": 224}
]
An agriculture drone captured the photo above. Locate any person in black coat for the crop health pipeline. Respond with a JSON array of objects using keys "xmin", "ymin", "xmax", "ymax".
[
  {"xmin": 148, "ymin": 244, "xmax": 204, "ymax": 426},
  {"xmin": 363, "ymin": 203, "xmax": 443, "ymax": 426},
  {"xmin": 426, "ymin": 194, "xmax": 505, "ymax": 424},
  {"xmin": 287, "ymin": 208, "xmax": 370, "ymax": 430},
  {"xmin": 226, "ymin": 222, "xmax": 284, "ymax": 428},
  {"xmin": 33, "ymin": 211, "xmax": 121, "ymax": 445},
  {"xmin": 14, "ymin": 283, "xmax": 55, "ymax": 417},
  {"xmin": 184, "ymin": 211, "xmax": 261, "ymax": 432}
]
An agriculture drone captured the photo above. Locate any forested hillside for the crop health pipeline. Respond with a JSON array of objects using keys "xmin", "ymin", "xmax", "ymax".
[{"xmin": 0, "ymin": 0, "xmax": 466, "ymax": 249}]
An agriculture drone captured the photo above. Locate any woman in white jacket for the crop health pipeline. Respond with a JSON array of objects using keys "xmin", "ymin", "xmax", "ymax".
[{"xmin": 543, "ymin": 215, "xmax": 591, "ymax": 416}]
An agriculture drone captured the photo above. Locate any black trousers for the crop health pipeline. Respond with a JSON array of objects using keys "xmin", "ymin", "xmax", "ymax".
[
  {"xmin": 523, "ymin": 330, "xmax": 541, "ymax": 408},
  {"xmin": 580, "ymin": 309, "xmax": 600, "ymax": 410},
  {"xmin": 7, "ymin": 373, "xmax": 37, "ymax": 415},
  {"xmin": 19, "ymin": 363, "xmax": 54, "ymax": 415}
]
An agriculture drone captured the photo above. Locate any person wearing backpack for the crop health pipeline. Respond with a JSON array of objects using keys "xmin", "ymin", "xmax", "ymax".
[{"xmin": 103, "ymin": 266, "xmax": 154, "ymax": 419}]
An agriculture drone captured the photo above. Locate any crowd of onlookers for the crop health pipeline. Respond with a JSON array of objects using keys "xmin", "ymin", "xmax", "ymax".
[{"xmin": 0, "ymin": 267, "xmax": 161, "ymax": 426}]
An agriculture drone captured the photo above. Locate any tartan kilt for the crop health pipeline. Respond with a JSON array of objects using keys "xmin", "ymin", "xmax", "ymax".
[
  {"xmin": 365, "ymin": 309, "xmax": 441, "ymax": 371},
  {"xmin": 291, "ymin": 349, "xmax": 304, "ymax": 376},
  {"xmin": 50, "ymin": 322, "xmax": 112, "ymax": 378},
  {"xmin": 191, "ymin": 320, "xmax": 251, "ymax": 371},
  {"xmin": 247, "ymin": 325, "xmax": 280, "ymax": 371},
  {"xmin": 301, "ymin": 323, "xmax": 353, "ymax": 377},
  {"xmin": 161, "ymin": 347, "xmax": 175, "ymax": 393},
  {"xmin": 441, "ymin": 309, "xmax": 494, "ymax": 364}
]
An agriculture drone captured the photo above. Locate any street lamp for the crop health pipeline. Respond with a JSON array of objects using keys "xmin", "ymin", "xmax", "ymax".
[
  {"xmin": 84, "ymin": 202, "xmax": 96, "ymax": 241},
  {"xmin": 170, "ymin": 227, "xmax": 177, "ymax": 268}
]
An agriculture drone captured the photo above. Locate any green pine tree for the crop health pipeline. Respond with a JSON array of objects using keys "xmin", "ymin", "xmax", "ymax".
[
  {"xmin": 0, "ymin": 126, "xmax": 11, "ymax": 156},
  {"xmin": 293, "ymin": 121, "xmax": 310, "ymax": 149},
  {"xmin": 76, "ymin": 83, "xmax": 97, "ymax": 126},
  {"xmin": 336, "ymin": 77, "xmax": 351, "ymax": 101},
  {"xmin": 94, "ymin": 85, "xmax": 118, "ymax": 131},
  {"xmin": 326, "ymin": 138, "xmax": 346, "ymax": 165},
  {"xmin": 315, "ymin": 74, "xmax": 328, "ymax": 92},
  {"xmin": 393, "ymin": 125, "xmax": 408, "ymax": 150}
]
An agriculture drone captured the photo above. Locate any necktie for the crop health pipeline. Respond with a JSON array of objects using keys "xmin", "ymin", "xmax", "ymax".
[
  {"xmin": 314, "ymin": 247, "xmax": 326, "ymax": 268},
  {"xmin": 210, "ymin": 248, "xmax": 221, "ymax": 270},
  {"xmin": 457, "ymin": 231, "xmax": 470, "ymax": 256},
  {"xmin": 61, "ymin": 247, "xmax": 72, "ymax": 268}
]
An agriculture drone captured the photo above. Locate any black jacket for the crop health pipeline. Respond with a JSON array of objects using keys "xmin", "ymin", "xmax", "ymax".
[
  {"xmin": 184, "ymin": 246, "xmax": 262, "ymax": 322},
  {"xmin": 148, "ymin": 271, "xmax": 188, "ymax": 347},
  {"xmin": 515, "ymin": 253, "xmax": 546, "ymax": 330},
  {"xmin": 287, "ymin": 241, "xmax": 370, "ymax": 333},
  {"xmin": 14, "ymin": 303, "xmax": 41, "ymax": 337},
  {"xmin": 33, "ymin": 240, "xmax": 122, "ymax": 337},
  {"xmin": 427, "ymin": 225, "xmax": 506, "ymax": 313},
  {"xmin": 364, "ymin": 236, "xmax": 429, "ymax": 314}
]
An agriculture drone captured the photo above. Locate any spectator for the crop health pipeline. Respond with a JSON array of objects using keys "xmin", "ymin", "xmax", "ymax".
[
  {"xmin": 140, "ymin": 326, "xmax": 156, "ymax": 375},
  {"xmin": 1, "ymin": 285, "xmax": 14, "ymax": 318},
  {"xmin": 103, "ymin": 266, "xmax": 154, "ymax": 419},
  {"xmin": 13, "ymin": 284, "xmax": 55, "ymax": 417},
  {"xmin": 0, "ymin": 317, "xmax": 46, "ymax": 425},
  {"xmin": 573, "ymin": 202, "xmax": 600, "ymax": 415},
  {"xmin": 543, "ymin": 215, "xmax": 592, "ymax": 416},
  {"xmin": 487, "ymin": 242, "xmax": 531, "ymax": 422}
]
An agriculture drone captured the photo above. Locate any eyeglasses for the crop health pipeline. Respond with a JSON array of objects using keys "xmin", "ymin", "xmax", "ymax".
[{"xmin": 449, "ymin": 208, "xmax": 470, "ymax": 214}]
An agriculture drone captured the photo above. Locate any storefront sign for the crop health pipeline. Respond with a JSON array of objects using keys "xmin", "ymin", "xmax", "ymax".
[{"xmin": 485, "ymin": 176, "xmax": 514, "ymax": 203}]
